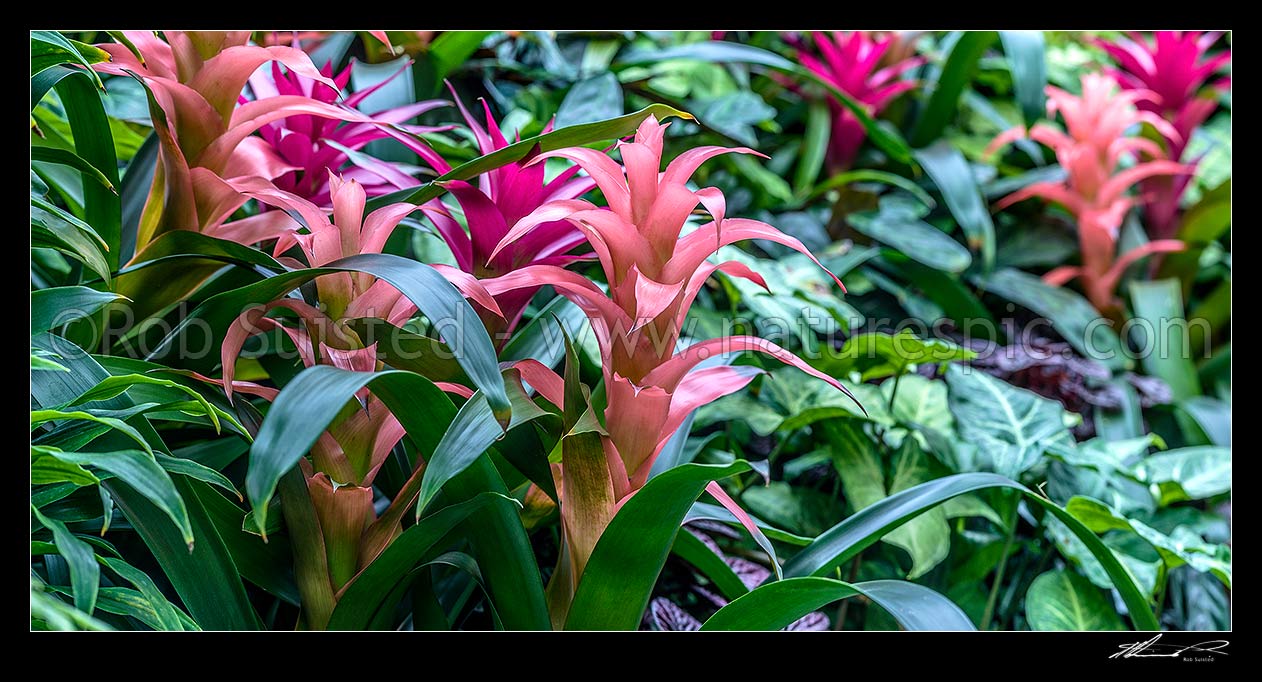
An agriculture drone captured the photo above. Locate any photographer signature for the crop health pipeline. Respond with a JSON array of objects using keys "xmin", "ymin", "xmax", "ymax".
[{"xmin": 1111, "ymin": 634, "xmax": 1229, "ymax": 659}]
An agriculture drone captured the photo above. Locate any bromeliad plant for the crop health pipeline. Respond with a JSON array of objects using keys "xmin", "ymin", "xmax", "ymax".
[
  {"xmin": 987, "ymin": 73, "xmax": 1190, "ymax": 317},
  {"xmin": 481, "ymin": 115, "xmax": 860, "ymax": 619},
  {"xmin": 1096, "ymin": 31, "xmax": 1231, "ymax": 239},
  {"xmin": 790, "ymin": 31, "xmax": 924, "ymax": 171}
]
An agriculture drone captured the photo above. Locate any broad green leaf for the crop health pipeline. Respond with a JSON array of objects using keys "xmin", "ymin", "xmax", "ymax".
[
  {"xmin": 912, "ymin": 31, "xmax": 997, "ymax": 146},
  {"xmin": 31, "ymin": 287, "xmax": 124, "ymax": 335},
  {"xmin": 779, "ymin": 472, "xmax": 1159, "ymax": 630},
  {"xmin": 192, "ymin": 481, "xmax": 299, "ymax": 606},
  {"xmin": 820, "ymin": 330, "xmax": 976, "ymax": 382},
  {"xmin": 848, "ymin": 207, "xmax": 972, "ymax": 273},
  {"xmin": 694, "ymin": 90, "xmax": 776, "ymax": 147},
  {"xmin": 999, "ymin": 31, "xmax": 1048, "ymax": 126},
  {"xmin": 368, "ymin": 104, "xmax": 694, "ymax": 209},
  {"xmin": 946, "ymin": 364, "xmax": 1073, "ymax": 478},
  {"xmin": 671, "ymin": 530, "xmax": 749, "ymax": 601},
  {"xmin": 413, "ymin": 30, "xmax": 491, "ymax": 97},
  {"xmin": 565, "ymin": 461, "xmax": 752, "ymax": 630},
  {"xmin": 1134, "ymin": 446, "xmax": 1230, "ymax": 502},
  {"xmin": 1176, "ymin": 396, "xmax": 1230, "ymax": 447},
  {"xmin": 149, "ymin": 253, "xmax": 509, "ymax": 421},
  {"xmin": 1129, "ymin": 279, "xmax": 1201, "ymax": 400},
  {"xmin": 31, "ymin": 505, "xmax": 99, "ymax": 615},
  {"xmin": 555, "ymin": 72, "xmax": 624, "ymax": 129},
  {"xmin": 976, "ymin": 267, "xmax": 1128, "ymax": 370},
  {"xmin": 827, "ymin": 422, "xmax": 950, "ymax": 578},
  {"xmin": 1026, "ymin": 569, "xmax": 1125, "ymax": 631},
  {"xmin": 700, "ymin": 577, "xmax": 974, "ymax": 631},
  {"xmin": 913, "ymin": 141, "xmax": 996, "ymax": 270},
  {"xmin": 1067, "ymin": 496, "xmax": 1230, "ymax": 587}
]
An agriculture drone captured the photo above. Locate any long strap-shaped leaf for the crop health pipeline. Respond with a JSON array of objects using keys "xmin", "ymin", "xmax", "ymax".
[
  {"xmin": 564, "ymin": 461, "xmax": 752, "ymax": 631},
  {"xmin": 366, "ymin": 104, "xmax": 693, "ymax": 210},
  {"xmin": 147, "ymin": 253, "xmax": 510, "ymax": 421},
  {"xmin": 700, "ymin": 577, "xmax": 974, "ymax": 631},
  {"xmin": 326, "ymin": 493, "xmax": 503, "ymax": 629},
  {"xmin": 56, "ymin": 71, "xmax": 121, "ymax": 270},
  {"xmin": 30, "ymin": 333, "xmax": 260, "ymax": 630},
  {"xmin": 248, "ymin": 366, "xmax": 550, "ymax": 629},
  {"xmin": 778, "ymin": 472, "xmax": 1160, "ymax": 630}
]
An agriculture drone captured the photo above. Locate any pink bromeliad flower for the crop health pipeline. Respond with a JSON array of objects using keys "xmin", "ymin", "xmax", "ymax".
[
  {"xmin": 988, "ymin": 74, "xmax": 1192, "ymax": 316},
  {"xmin": 792, "ymin": 31, "xmax": 924, "ymax": 171},
  {"xmin": 431, "ymin": 89, "xmax": 596, "ymax": 338},
  {"xmin": 480, "ymin": 116, "xmax": 859, "ymax": 608},
  {"xmin": 92, "ymin": 31, "xmax": 429, "ymax": 253},
  {"xmin": 244, "ymin": 59, "xmax": 451, "ymax": 207},
  {"xmin": 1096, "ymin": 31, "xmax": 1231, "ymax": 239}
]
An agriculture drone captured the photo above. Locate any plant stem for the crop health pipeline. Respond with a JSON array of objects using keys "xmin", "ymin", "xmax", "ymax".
[
  {"xmin": 1152, "ymin": 569, "xmax": 1169, "ymax": 626},
  {"xmin": 832, "ymin": 552, "xmax": 864, "ymax": 630},
  {"xmin": 980, "ymin": 495, "xmax": 1018, "ymax": 630}
]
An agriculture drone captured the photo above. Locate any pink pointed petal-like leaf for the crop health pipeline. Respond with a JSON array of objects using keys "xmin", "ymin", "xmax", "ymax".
[
  {"xmin": 511, "ymin": 359, "xmax": 565, "ymax": 408},
  {"xmin": 430, "ymin": 264, "xmax": 505, "ymax": 319},
  {"xmin": 221, "ymin": 135, "xmax": 301, "ymax": 181},
  {"xmin": 619, "ymin": 141, "xmax": 660, "ymax": 223},
  {"xmin": 191, "ymin": 45, "xmax": 337, "ymax": 123},
  {"xmin": 189, "ymin": 167, "xmax": 249, "ymax": 232},
  {"xmin": 605, "ymin": 374, "xmax": 672, "ymax": 480},
  {"xmin": 1101, "ymin": 239, "xmax": 1187, "ymax": 291},
  {"xmin": 438, "ymin": 180, "xmax": 509, "ymax": 262},
  {"xmin": 206, "ymin": 97, "xmax": 369, "ymax": 171},
  {"xmin": 1042, "ymin": 265, "xmax": 1083, "ymax": 287},
  {"xmin": 435, "ymin": 382, "xmax": 476, "ymax": 399},
  {"xmin": 526, "ymin": 148, "xmax": 631, "ymax": 218},
  {"xmin": 667, "ymin": 218, "xmax": 845, "ymax": 294},
  {"xmin": 214, "ymin": 210, "xmax": 300, "ymax": 247},
  {"xmin": 1099, "ymin": 160, "xmax": 1191, "ymax": 205},
  {"xmin": 661, "ymin": 145, "xmax": 765, "ymax": 188},
  {"xmin": 643, "ymin": 182, "xmax": 700, "ymax": 257},
  {"xmin": 644, "ymin": 336, "xmax": 859, "ymax": 413},
  {"xmin": 677, "ymin": 260, "xmax": 769, "ymax": 327},
  {"xmin": 994, "ymin": 181, "xmax": 1087, "ymax": 215},
  {"xmin": 358, "ymin": 202, "xmax": 419, "ymax": 257},
  {"xmin": 983, "ymin": 125, "xmax": 1030, "ymax": 159},
  {"xmin": 630, "ymin": 270, "xmax": 685, "ymax": 331},
  {"xmin": 221, "ymin": 299, "xmax": 329, "ymax": 402}
]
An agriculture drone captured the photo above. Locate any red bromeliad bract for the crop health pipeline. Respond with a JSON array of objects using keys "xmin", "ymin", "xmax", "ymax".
[
  {"xmin": 1096, "ymin": 31, "xmax": 1231, "ymax": 240},
  {"xmin": 481, "ymin": 115, "xmax": 860, "ymax": 594},
  {"xmin": 988, "ymin": 74, "xmax": 1192, "ymax": 316}
]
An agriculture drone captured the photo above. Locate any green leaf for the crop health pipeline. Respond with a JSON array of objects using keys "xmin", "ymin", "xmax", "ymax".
[
  {"xmin": 155, "ymin": 452, "xmax": 241, "ymax": 501},
  {"xmin": 29, "ymin": 332, "xmax": 259, "ymax": 630},
  {"xmin": 56, "ymin": 71, "xmax": 121, "ymax": 270},
  {"xmin": 1177, "ymin": 396, "xmax": 1230, "ymax": 447},
  {"xmin": 31, "ymin": 196, "xmax": 112, "ymax": 284},
  {"xmin": 821, "ymin": 329, "xmax": 976, "ymax": 382},
  {"xmin": 671, "ymin": 530, "xmax": 749, "ymax": 601},
  {"xmin": 32, "ymin": 408, "xmax": 154, "ymax": 456},
  {"xmin": 700, "ymin": 577, "xmax": 974, "ymax": 631},
  {"xmin": 946, "ymin": 364, "xmax": 1074, "ymax": 478},
  {"xmin": 368, "ymin": 104, "xmax": 694, "ymax": 209},
  {"xmin": 1026, "ymin": 569, "xmax": 1125, "ymax": 630},
  {"xmin": 31, "ymin": 505, "xmax": 100, "ymax": 615},
  {"xmin": 912, "ymin": 31, "xmax": 997, "ymax": 146},
  {"xmin": 413, "ymin": 30, "xmax": 491, "ymax": 97},
  {"xmin": 31, "ymin": 287, "xmax": 124, "ymax": 335},
  {"xmin": 1067, "ymin": 497, "xmax": 1230, "ymax": 587},
  {"xmin": 913, "ymin": 141, "xmax": 996, "ymax": 270},
  {"xmin": 565, "ymin": 461, "xmax": 752, "ymax": 630},
  {"xmin": 999, "ymin": 31, "xmax": 1048, "ymax": 126},
  {"xmin": 780, "ymin": 472, "xmax": 1159, "ymax": 630},
  {"xmin": 32, "ymin": 447, "xmax": 99, "ymax": 486},
  {"xmin": 793, "ymin": 100, "xmax": 830, "ymax": 197},
  {"xmin": 826, "ymin": 422, "xmax": 950, "ymax": 578},
  {"xmin": 328, "ymin": 493, "xmax": 505, "ymax": 629},
  {"xmin": 555, "ymin": 72, "xmax": 624, "ymax": 129},
  {"xmin": 1134, "ymin": 446, "xmax": 1230, "ymax": 502},
  {"xmin": 848, "ymin": 206, "xmax": 972, "ymax": 273},
  {"xmin": 808, "ymin": 169, "xmax": 937, "ymax": 208},
  {"xmin": 683, "ymin": 501, "xmax": 813, "ymax": 547},
  {"xmin": 30, "ymin": 145, "xmax": 116, "ymax": 193},
  {"xmin": 50, "ymin": 450, "xmax": 192, "ymax": 548},
  {"xmin": 695, "ymin": 91, "xmax": 776, "ymax": 147},
  {"xmin": 246, "ymin": 366, "xmax": 452, "ymax": 531},
  {"xmin": 975, "ymin": 267, "xmax": 1128, "ymax": 370},
  {"xmin": 100, "ymin": 557, "xmax": 187, "ymax": 631},
  {"xmin": 149, "ymin": 253, "xmax": 509, "ymax": 421},
  {"xmin": 191, "ymin": 481, "xmax": 299, "ymax": 605},
  {"xmin": 1129, "ymin": 279, "xmax": 1201, "ymax": 400},
  {"xmin": 31, "ymin": 31, "xmax": 108, "ymax": 87}
]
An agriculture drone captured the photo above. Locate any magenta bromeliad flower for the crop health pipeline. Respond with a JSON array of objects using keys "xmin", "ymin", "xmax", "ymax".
[
  {"xmin": 428, "ymin": 88, "xmax": 596, "ymax": 338},
  {"xmin": 792, "ymin": 31, "xmax": 924, "ymax": 171},
  {"xmin": 244, "ymin": 59, "xmax": 452, "ymax": 207},
  {"xmin": 1096, "ymin": 31, "xmax": 1231, "ymax": 239}
]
